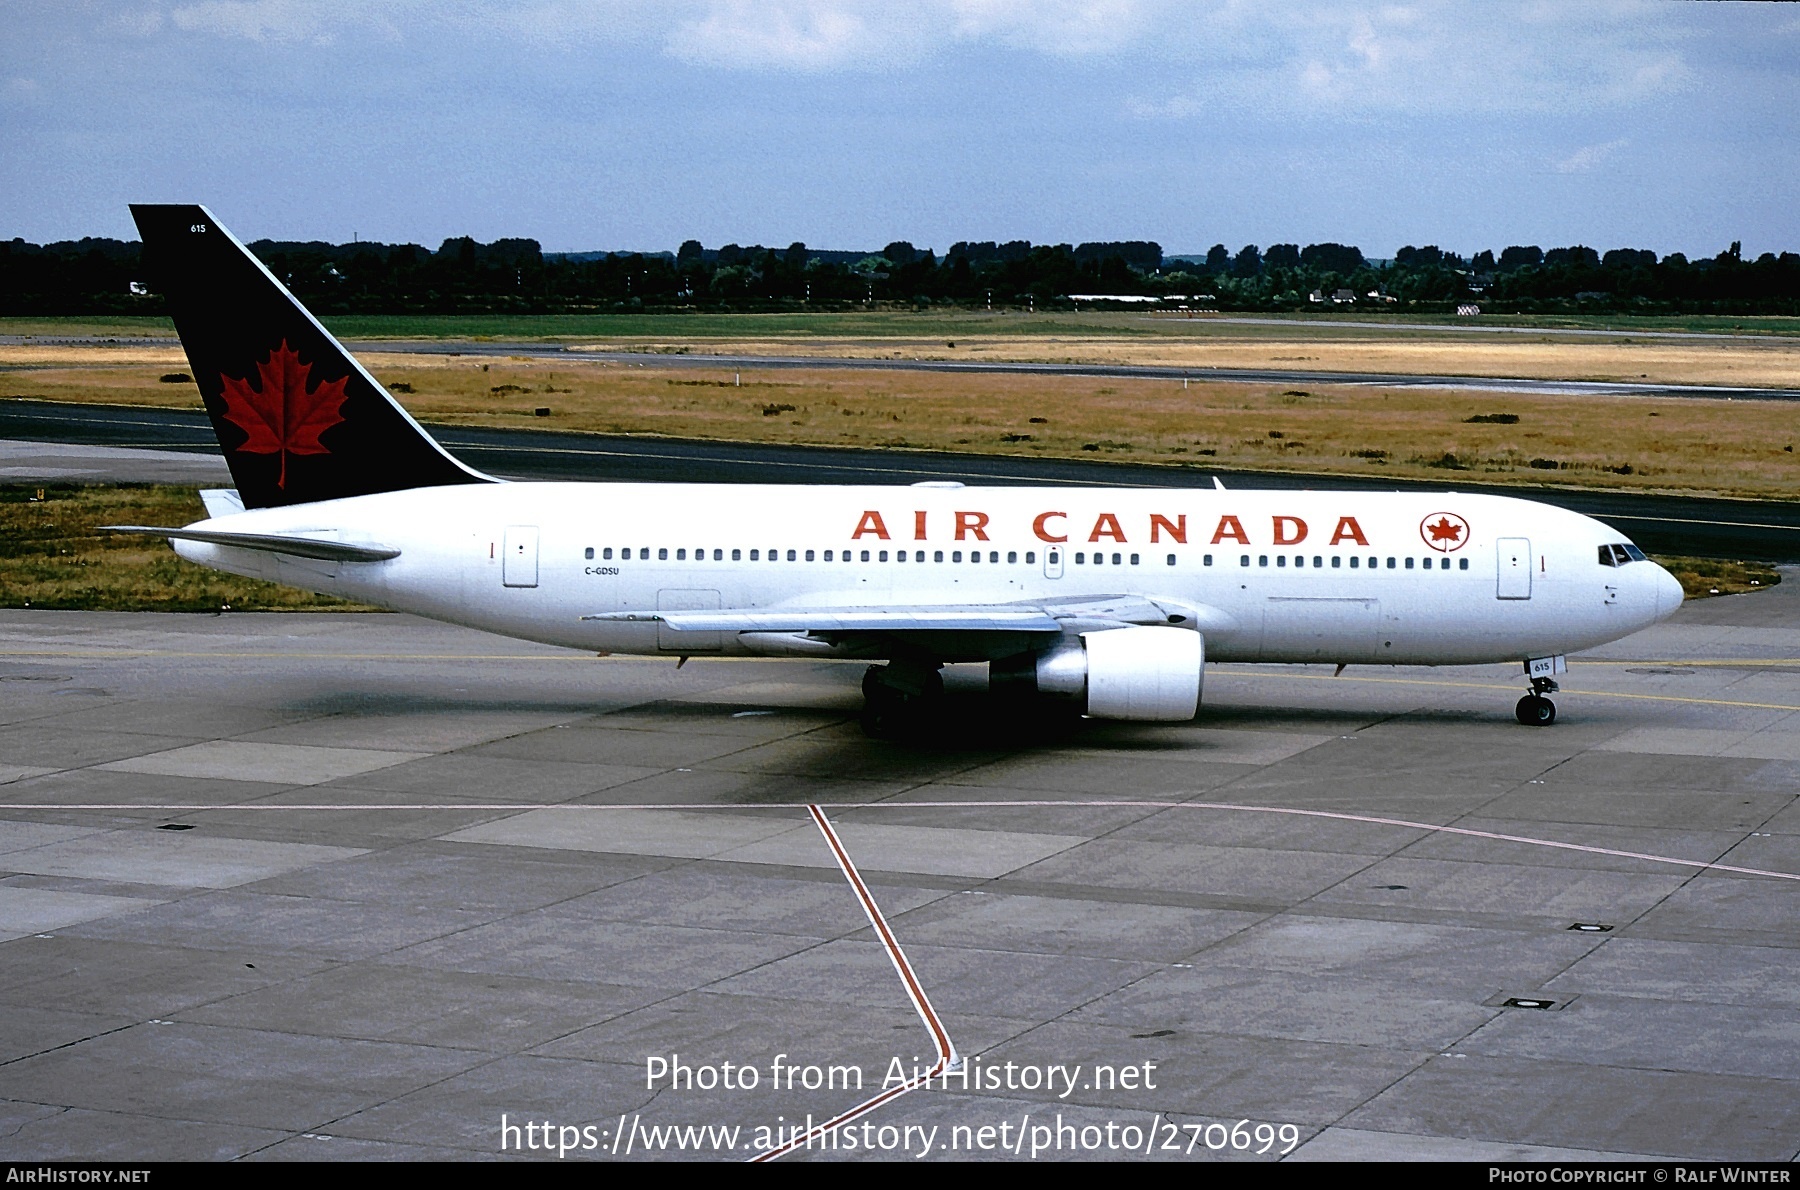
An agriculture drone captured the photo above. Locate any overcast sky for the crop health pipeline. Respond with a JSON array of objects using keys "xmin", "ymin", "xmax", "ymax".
[{"xmin": 4, "ymin": 2, "xmax": 1796, "ymax": 257}]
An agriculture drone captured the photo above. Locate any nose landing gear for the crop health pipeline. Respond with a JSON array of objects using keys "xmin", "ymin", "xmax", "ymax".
[
  {"xmin": 1515, "ymin": 691, "xmax": 1557, "ymax": 726},
  {"xmin": 1515, "ymin": 655, "xmax": 1565, "ymax": 726}
]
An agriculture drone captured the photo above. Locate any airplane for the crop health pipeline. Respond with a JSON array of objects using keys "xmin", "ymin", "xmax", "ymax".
[{"xmin": 109, "ymin": 205, "xmax": 1684, "ymax": 736}]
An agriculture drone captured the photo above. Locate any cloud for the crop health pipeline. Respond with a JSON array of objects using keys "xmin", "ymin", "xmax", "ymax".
[
  {"xmin": 1554, "ymin": 138, "xmax": 1629, "ymax": 174},
  {"xmin": 664, "ymin": 2, "xmax": 904, "ymax": 72},
  {"xmin": 1126, "ymin": 2, "xmax": 1698, "ymax": 120},
  {"xmin": 169, "ymin": 0, "xmax": 409, "ymax": 45}
]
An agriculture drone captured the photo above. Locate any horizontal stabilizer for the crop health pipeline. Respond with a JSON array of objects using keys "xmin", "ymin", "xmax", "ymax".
[
  {"xmin": 584, "ymin": 608, "xmax": 1063, "ymax": 633},
  {"xmin": 101, "ymin": 525, "xmax": 400, "ymax": 563}
]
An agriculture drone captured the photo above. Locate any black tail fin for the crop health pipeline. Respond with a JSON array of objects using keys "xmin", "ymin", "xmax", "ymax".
[{"xmin": 131, "ymin": 204, "xmax": 493, "ymax": 509}]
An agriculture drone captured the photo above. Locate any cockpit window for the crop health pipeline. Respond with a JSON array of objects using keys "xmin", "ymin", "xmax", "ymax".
[{"xmin": 1598, "ymin": 543, "xmax": 1646, "ymax": 567}]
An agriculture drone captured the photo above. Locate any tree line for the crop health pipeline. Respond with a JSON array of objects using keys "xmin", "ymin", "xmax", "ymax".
[{"xmin": 3, "ymin": 230, "xmax": 1796, "ymax": 316}]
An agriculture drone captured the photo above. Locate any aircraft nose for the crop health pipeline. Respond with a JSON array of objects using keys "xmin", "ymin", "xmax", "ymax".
[{"xmin": 1652, "ymin": 563, "xmax": 1684, "ymax": 618}]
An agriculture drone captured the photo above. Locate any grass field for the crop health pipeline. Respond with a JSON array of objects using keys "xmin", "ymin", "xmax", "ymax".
[
  {"xmin": 8, "ymin": 351, "xmax": 1800, "ymax": 500},
  {"xmin": 0, "ymin": 484, "xmax": 370, "ymax": 611},
  {"xmin": 0, "ymin": 483, "xmax": 1774, "ymax": 611}
]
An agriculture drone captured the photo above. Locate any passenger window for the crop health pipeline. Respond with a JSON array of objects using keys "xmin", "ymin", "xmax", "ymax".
[
  {"xmin": 603, "ymin": 548, "xmax": 613, "ymax": 560},
  {"xmin": 1404, "ymin": 557, "xmax": 1413, "ymax": 569},
  {"xmin": 676, "ymin": 548, "xmax": 686, "ymax": 561},
  {"xmin": 731, "ymin": 549, "xmax": 741, "ymax": 561},
  {"xmin": 639, "ymin": 548, "xmax": 650, "ymax": 560},
  {"xmin": 1331, "ymin": 556, "xmax": 1340, "ymax": 568},
  {"xmin": 805, "ymin": 549, "xmax": 814, "ymax": 561},
  {"xmin": 1130, "ymin": 553, "xmax": 1139, "ymax": 565},
  {"xmin": 1459, "ymin": 557, "xmax": 1469, "ymax": 570},
  {"xmin": 749, "ymin": 549, "xmax": 759, "ymax": 561},
  {"xmin": 1007, "ymin": 551, "xmax": 1018, "ymax": 563},
  {"xmin": 953, "ymin": 551, "xmax": 963, "ymax": 562},
  {"xmin": 879, "ymin": 550, "xmax": 889, "ymax": 561},
  {"xmin": 823, "ymin": 550, "xmax": 833, "ymax": 561},
  {"xmin": 1111, "ymin": 553, "xmax": 1122, "ymax": 565},
  {"xmin": 786, "ymin": 549, "xmax": 796, "ymax": 561},
  {"xmin": 1026, "ymin": 551, "xmax": 1036, "ymax": 563},
  {"xmin": 1277, "ymin": 556, "xmax": 1287, "ymax": 568},
  {"xmin": 1203, "ymin": 554, "xmax": 1212, "ymax": 566},
  {"xmin": 584, "ymin": 547, "xmax": 594, "ymax": 560},
  {"xmin": 714, "ymin": 549, "xmax": 723, "ymax": 561},
  {"xmin": 1075, "ymin": 552, "xmax": 1085, "ymax": 564},
  {"xmin": 1240, "ymin": 555, "xmax": 1250, "ymax": 567},
  {"xmin": 934, "ymin": 550, "xmax": 944, "ymax": 562},
  {"xmin": 1440, "ymin": 558, "xmax": 1450, "ymax": 570},
  {"xmin": 1259, "ymin": 556, "xmax": 1268, "ymax": 567},
  {"xmin": 1349, "ymin": 556, "xmax": 1359, "ymax": 568},
  {"xmin": 860, "ymin": 550, "xmax": 870, "ymax": 561},
  {"xmin": 1386, "ymin": 557, "xmax": 1396, "ymax": 569},
  {"xmin": 914, "ymin": 550, "xmax": 924, "ymax": 561},
  {"xmin": 658, "ymin": 548, "xmax": 668, "ymax": 560}
]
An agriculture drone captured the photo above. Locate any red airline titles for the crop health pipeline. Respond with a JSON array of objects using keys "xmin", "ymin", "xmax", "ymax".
[{"xmin": 848, "ymin": 511, "xmax": 1371, "ymax": 547}]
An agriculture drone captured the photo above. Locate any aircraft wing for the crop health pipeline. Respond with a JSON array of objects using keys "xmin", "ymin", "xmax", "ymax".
[
  {"xmin": 100, "ymin": 525, "xmax": 401, "ymax": 563},
  {"xmin": 582, "ymin": 594, "xmax": 1215, "ymax": 636}
]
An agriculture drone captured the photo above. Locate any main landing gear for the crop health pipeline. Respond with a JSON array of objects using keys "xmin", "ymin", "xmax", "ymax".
[{"xmin": 860, "ymin": 659, "xmax": 944, "ymax": 738}]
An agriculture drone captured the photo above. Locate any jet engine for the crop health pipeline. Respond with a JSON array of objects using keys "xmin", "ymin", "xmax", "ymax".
[{"xmin": 991, "ymin": 625, "xmax": 1203, "ymax": 721}]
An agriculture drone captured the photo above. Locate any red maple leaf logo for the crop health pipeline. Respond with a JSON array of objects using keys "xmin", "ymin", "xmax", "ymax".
[
  {"xmin": 218, "ymin": 341, "xmax": 348, "ymax": 488},
  {"xmin": 1427, "ymin": 517, "xmax": 1463, "ymax": 543}
]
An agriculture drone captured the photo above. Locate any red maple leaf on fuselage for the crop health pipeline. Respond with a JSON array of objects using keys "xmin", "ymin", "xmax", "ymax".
[
  {"xmin": 1428, "ymin": 517, "xmax": 1464, "ymax": 543},
  {"xmin": 217, "ymin": 341, "xmax": 349, "ymax": 488}
]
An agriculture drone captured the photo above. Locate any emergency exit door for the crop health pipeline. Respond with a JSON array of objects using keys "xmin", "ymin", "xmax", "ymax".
[
  {"xmin": 502, "ymin": 525, "xmax": 539, "ymax": 588},
  {"xmin": 1496, "ymin": 537, "xmax": 1532, "ymax": 599}
]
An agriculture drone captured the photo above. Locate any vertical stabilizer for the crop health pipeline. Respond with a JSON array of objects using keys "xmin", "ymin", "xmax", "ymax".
[{"xmin": 131, "ymin": 204, "xmax": 494, "ymax": 509}]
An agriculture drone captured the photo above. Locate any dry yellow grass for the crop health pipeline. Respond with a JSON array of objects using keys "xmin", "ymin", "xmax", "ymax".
[{"xmin": 7, "ymin": 351, "xmax": 1800, "ymax": 500}]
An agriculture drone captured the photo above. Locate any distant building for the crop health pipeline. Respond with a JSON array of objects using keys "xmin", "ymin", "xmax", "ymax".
[
  {"xmin": 1065, "ymin": 294, "xmax": 1161, "ymax": 303},
  {"xmin": 1332, "ymin": 288, "xmax": 1355, "ymax": 303},
  {"xmin": 1456, "ymin": 303, "xmax": 1481, "ymax": 316}
]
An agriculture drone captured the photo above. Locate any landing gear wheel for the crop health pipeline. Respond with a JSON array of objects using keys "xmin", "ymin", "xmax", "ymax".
[
  {"xmin": 859, "ymin": 663, "xmax": 944, "ymax": 739},
  {"xmin": 1515, "ymin": 694, "xmax": 1556, "ymax": 726}
]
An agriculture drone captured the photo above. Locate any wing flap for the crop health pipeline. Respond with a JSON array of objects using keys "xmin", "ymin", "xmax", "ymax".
[{"xmin": 584, "ymin": 608, "xmax": 1062, "ymax": 633}]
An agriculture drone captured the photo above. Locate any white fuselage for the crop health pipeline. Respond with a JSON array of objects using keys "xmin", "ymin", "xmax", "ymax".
[{"xmin": 174, "ymin": 482, "xmax": 1683, "ymax": 667}]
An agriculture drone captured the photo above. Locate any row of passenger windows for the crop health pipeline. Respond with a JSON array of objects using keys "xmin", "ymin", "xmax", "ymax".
[
  {"xmin": 580, "ymin": 545, "xmax": 1470, "ymax": 571},
  {"xmin": 586, "ymin": 546, "xmax": 1053, "ymax": 564},
  {"xmin": 1232, "ymin": 554, "xmax": 1469, "ymax": 570}
]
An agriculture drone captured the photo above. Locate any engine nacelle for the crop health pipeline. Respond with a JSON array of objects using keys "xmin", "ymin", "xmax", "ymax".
[{"xmin": 992, "ymin": 626, "xmax": 1203, "ymax": 721}]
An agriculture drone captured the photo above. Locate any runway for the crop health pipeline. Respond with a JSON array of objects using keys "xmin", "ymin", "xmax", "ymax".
[
  {"xmin": 6, "ymin": 397, "xmax": 1800, "ymax": 562},
  {"xmin": 5, "ymin": 335, "xmax": 1799, "ymax": 402},
  {"xmin": 0, "ymin": 582, "xmax": 1796, "ymax": 1160}
]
